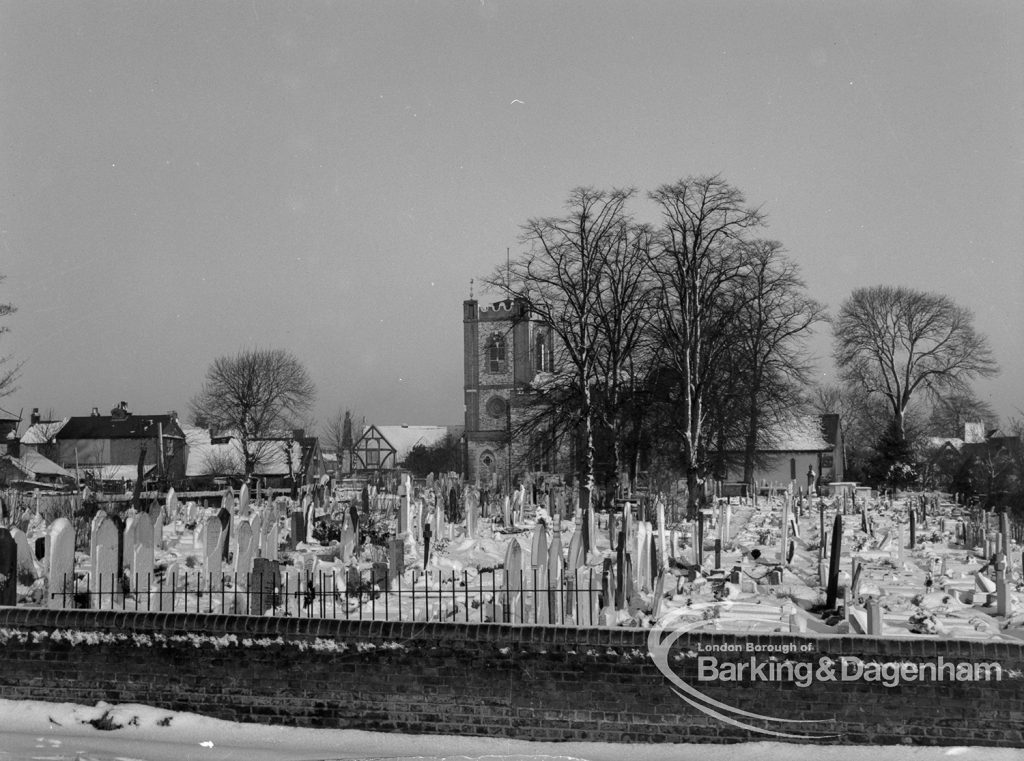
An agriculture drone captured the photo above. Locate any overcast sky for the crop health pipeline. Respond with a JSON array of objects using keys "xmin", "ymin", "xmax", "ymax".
[{"xmin": 2, "ymin": 1, "xmax": 1022, "ymax": 433}]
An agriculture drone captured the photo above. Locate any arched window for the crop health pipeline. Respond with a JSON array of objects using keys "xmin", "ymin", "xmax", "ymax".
[
  {"xmin": 485, "ymin": 334, "xmax": 506, "ymax": 374},
  {"xmin": 534, "ymin": 330, "xmax": 550, "ymax": 372}
]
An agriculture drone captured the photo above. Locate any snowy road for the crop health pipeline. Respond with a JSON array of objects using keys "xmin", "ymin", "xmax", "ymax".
[{"xmin": 0, "ymin": 700, "xmax": 1020, "ymax": 761}]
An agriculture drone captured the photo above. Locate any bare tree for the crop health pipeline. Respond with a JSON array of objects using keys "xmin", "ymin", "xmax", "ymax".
[
  {"xmin": 928, "ymin": 392, "xmax": 998, "ymax": 438},
  {"xmin": 733, "ymin": 240, "xmax": 827, "ymax": 482},
  {"xmin": 486, "ymin": 186, "xmax": 634, "ymax": 514},
  {"xmin": 190, "ymin": 348, "xmax": 317, "ymax": 478},
  {"xmin": 591, "ymin": 222, "xmax": 657, "ymax": 497},
  {"xmin": 649, "ymin": 176, "xmax": 764, "ymax": 517},
  {"xmin": 833, "ymin": 286, "xmax": 998, "ymax": 441},
  {"xmin": 0, "ymin": 275, "xmax": 23, "ymax": 398}
]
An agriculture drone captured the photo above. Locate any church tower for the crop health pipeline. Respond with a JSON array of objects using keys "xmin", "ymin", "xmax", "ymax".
[{"xmin": 463, "ymin": 296, "xmax": 554, "ymax": 490}]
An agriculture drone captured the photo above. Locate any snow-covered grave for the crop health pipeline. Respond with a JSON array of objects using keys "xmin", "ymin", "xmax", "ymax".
[{"xmin": 1, "ymin": 479, "xmax": 1022, "ymax": 642}]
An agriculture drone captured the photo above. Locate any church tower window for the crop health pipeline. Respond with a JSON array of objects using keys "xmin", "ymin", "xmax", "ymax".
[{"xmin": 485, "ymin": 334, "xmax": 507, "ymax": 374}]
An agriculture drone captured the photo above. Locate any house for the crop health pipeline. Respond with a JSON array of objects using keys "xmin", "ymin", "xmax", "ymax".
[
  {"xmin": 0, "ymin": 437, "xmax": 72, "ymax": 488},
  {"xmin": 53, "ymin": 402, "xmax": 188, "ymax": 486},
  {"xmin": 718, "ymin": 413, "xmax": 845, "ymax": 489},
  {"xmin": 349, "ymin": 424, "xmax": 462, "ymax": 473},
  {"xmin": 20, "ymin": 409, "xmax": 70, "ymax": 463},
  {"xmin": 184, "ymin": 425, "xmax": 326, "ymax": 490}
]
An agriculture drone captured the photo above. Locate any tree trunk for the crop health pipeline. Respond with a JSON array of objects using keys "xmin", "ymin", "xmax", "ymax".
[
  {"xmin": 578, "ymin": 387, "xmax": 596, "ymax": 522},
  {"xmin": 686, "ymin": 465, "xmax": 701, "ymax": 522},
  {"xmin": 742, "ymin": 399, "xmax": 760, "ymax": 485}
]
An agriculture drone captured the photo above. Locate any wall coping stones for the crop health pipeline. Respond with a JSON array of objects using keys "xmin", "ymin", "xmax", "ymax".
[{"xmin": 0, "ymin": 607, "xmax": 1021, "ymax": 661}]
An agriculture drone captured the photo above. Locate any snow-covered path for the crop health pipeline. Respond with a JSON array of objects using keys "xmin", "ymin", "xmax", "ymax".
[{"xmin": 0, "ymin": 700, "xmax": 1018, "ymax": 761}]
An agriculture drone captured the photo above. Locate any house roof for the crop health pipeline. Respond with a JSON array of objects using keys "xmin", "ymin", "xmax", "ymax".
[
  {"xmin": 374, "ymin": 425, "xmax": 459, "ymax": 464},
  {"xmin": 927, "ymin": 437, "xmax": 965, "ymax": 452},
  {"xmin": 58, "ymin": 414, "xmax": 184, "ymax": 440},
  {"xmin": 183, "ymin": 425, "xmax": 305, "ymax": 478},
  {"xmin": 20, "ymin": 418, "xmax": 69, "ymax": 445},
  {"xmin": 961, "ymin": 436, "xmax": 1023, "ymax": 460},
  {"xmin": 14, "ymin": 448, "xmax": 71, "ymax": 478},
  {"xmin": 757, "ymin": 414, "xmax": 834, "ymax": 453}
]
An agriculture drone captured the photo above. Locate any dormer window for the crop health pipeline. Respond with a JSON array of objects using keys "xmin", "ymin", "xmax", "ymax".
[{"xmin": 485, "ymin": 334, "xmax": 506, "ymax": 374}]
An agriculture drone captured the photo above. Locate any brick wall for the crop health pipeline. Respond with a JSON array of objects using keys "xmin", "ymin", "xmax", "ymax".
[{"xmin": 0, "ymin": 607, "xmax": 1021, "ymax": 746}]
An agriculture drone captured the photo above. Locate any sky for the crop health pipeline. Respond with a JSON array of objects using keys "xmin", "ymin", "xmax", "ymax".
[
  {"xmin": 1, "ymin": 1, "xmax": 1022, "ymax": 434},
  {"xmin": 1, "ymin": 699, "xmax": 1020, "ymax": 761}
]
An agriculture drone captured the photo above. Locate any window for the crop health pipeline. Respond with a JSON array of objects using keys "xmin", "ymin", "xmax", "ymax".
[
  {"xmin": 535, "ymin": 331, "xmax": 550, "ymax": 372},
  {"xmin": 486, "ymin": 396, "xmax": 508, "ymax": 419},
  {"xmin": 790, "ymin": 458, "xmax": 797, "ymax": 481},
  {"xmin": 485, "ymin": 334, "xmax": 506, "ymax": 374}
]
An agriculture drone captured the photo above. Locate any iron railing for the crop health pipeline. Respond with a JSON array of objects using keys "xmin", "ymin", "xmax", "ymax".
[{"xmin": 46, "ymin": 568, "xmax": 606, "ymax": 626}]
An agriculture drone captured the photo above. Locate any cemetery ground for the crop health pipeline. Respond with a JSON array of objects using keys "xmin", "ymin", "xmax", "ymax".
[{"xmin": 4, "ymin": 480, "xmax": 1022, "ymax": 641}]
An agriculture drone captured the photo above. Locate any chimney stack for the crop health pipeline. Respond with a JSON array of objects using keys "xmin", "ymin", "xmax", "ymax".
[{"xmin": 30, "ymin": 408, "xmax": 40, "ymax": 426}]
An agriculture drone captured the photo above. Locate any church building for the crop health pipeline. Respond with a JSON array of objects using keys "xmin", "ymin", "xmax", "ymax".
[{"xmin": 462, "ymin": 297, "xmax": 563, "ymax": 490}]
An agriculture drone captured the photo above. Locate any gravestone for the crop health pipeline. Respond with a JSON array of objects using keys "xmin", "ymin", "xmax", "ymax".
[
  {"xmin": 9, "ymin": 528, "xmax": 35, "ymax": 578},
  {"xmin": 398, "ymin": 476, "xmax": 411, "ymax": 535},
  {"xmin": 203, "ymin": 515, "xmax": 223, "ymax": 577},
  {"xmin": 345, "ymin": 564, "xmax": 361, "ymax": 594},
  {"xmin": 251, "ymin": 557, "xmax": 280, "ymax": 613},
  {"xmin": 217, "ymin": 507, "xmax": 232, "ymax": 562},
  {"xmin": 289, "ymin": 511, "xmax": 305, "ymax": 550},
  {"xmin": 434, "ymin": 497, "xmax": 445, "ymax": 542},
  {"xmin": 371, "ymin": 561, "xmax": 389, "ymax": 591},
  {"xmin": 547, "ymin": 530, "xmax": 563, "ymax": 623},
  {"xmin": 248, "ymin": 511, "xmax": 263, "ymax": 557},
  {"xmin": 149, "ymin": 501, "xmax": 165, "ymax": 550},
  {"xmin": 567, "ymin": 525, "xmax": 584, "ymax": 571},
  {"xmin": 91, "ymin": 516, "xmax": 120, "ymax": 608},
  {"xmin": 264, "ymin": 510, "xmax": 279, "ymax": 561},
  {"xmin": 503, "ymin": 539, "xmax": 523, "ymax": 623},
  {"xmin": 388, "ymin": 539, "xmax": 404, "ymax": 583},
  {"xmin": 48, "ymin": 518, "xmax": 75, "ymax": 609},
  {"xmin": 0, "ymin": 529, "xmax": 18, "ymax": 605},
  {"xmin": 423, "ymin": 522, "xmax": 433, "ymax": 567},
  {"xmin": 234, "ymin": 521, "xmax": 255, "ymax": 579},
  {"xmin": 304, "ymin": 495, "xmax": 316, "ymax": 544},
  {"xmin": 238, "ymin": 483, "xmax": 251, "ymax": 519},
  {"xmin": 126, "ymin": 512, "xmax": 155, "ymax": 602},
  {"xmin": 531, "ymin": 522, "xmax": 548, "ymax": 569},
  {"xmin": 339, "ymin": 514, "xmax": 357, "ymax": 562},
  {"xmin": 465, "ymin": 490, "xmax": 478, "ymax": 537},
  {"xmin": 122, "ymin": 515, "xmax": 140, "ymax": 574}
]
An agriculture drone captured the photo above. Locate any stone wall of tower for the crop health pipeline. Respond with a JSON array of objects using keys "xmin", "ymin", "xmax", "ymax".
[{"xmin": 462, "ymin": 297, "xmax": 569, "ymax": 489}]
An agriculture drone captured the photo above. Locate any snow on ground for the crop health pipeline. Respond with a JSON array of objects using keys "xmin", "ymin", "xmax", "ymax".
[{"xmin": 0, "ymin": 699, "xmax": 1019, "ymax": 761}]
